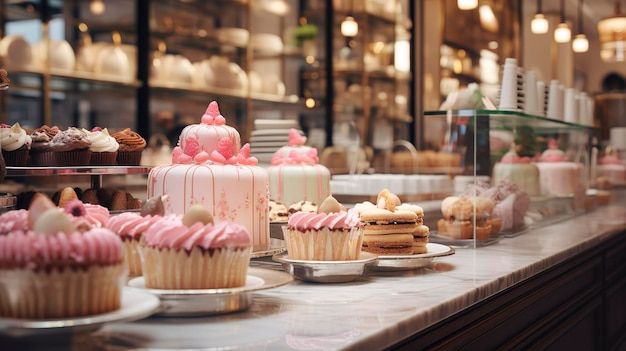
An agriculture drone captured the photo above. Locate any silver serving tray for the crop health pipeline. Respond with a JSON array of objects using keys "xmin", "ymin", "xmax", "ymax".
[
  {"xmin": 369, "ymin": 243, "xmax": 455, "ymax": 271},
  {"xmin": 126, "ymin": 267, "xmax": 292, "ymax": 317},
  {"xmin": 0, "ymin": 288, "xmax": 160, "ymax": 338},
  {"xmin": 272, "ymin": 252, "xmax": 378, "ymax": 283}
]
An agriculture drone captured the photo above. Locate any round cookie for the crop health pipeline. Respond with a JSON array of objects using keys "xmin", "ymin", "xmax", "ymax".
[
  {"xmin": 359, "ymin": 209, "xmax": 419, "ymax": 235},
  {"xmin": 412, "ymin": 224, "xmax": 429, "ymax": 254},
  {"xmin": 362, "ymin": 233, "xmax": 414, "ymax": 255}
]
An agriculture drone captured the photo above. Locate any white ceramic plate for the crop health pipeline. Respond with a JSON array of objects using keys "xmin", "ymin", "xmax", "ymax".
[
  {"xmin": 0, "ymin": 288, "xmax": 160, "ymax": 338},
  {"xmin": 368, "ymin": 243, "xmax": 455, "ymax": 271},
  {"xmin": 254, "ymin": 120, "xmax": 299, "ymax": 130},
  {"xmin": 126, "ymin": 267, "xmax": 292, "ymax": 316},
  {"xmin": 273, "ymin": 252, "xmax": 378, "ymax": 283}
]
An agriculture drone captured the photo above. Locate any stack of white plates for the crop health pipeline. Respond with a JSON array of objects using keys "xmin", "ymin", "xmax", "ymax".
[{"xmin": 250, "ymin": 119, "xmax": 302, "ymax": 164}]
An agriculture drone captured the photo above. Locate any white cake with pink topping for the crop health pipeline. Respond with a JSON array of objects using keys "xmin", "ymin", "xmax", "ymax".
[
  {"xmin": 267, "ymin": 129, "xmax": 330, "ymax": 207},
  {"xmin": 492, "ymin": 150, "xmax": 540, "ymax": 197},
  {"xmin": 533, "ymin": 139, "xmax": 583, "ymax": 196},
  {"xmin": 148, "ymin": 101, "xmax": 269, "ymax": 249}
]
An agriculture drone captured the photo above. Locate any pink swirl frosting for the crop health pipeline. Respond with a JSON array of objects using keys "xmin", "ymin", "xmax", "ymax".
[
  {"xmin": 143, "ymin": 215, "xmax": 251, "ymax": 251},
  {"xmin": 0, "ymin": 209, "xmax": 28, "ymax": 234},
  {"xmin": 106, "ymin": 212, "xmax": 162, "ymax": 239},
  {"xmin": 599, "ymin": 155, "xmax": 623, "ymax": 165},
  {"xmin": 287, "ymin": 209, "xmax": 360, "ymax": 231},
  {"xmin": 69, "ymin": 203, "xmax": 111, "ymax": 228},
  {"xmin": 539, "ymin": 139, "xmax": 566, "ymax": 162},
  {"xmin": 287, "ymin": 128, "xmax": 306, "ymax": 147},
  {"xmin": 0, "ymin": 228, "xmax": 123, "ymax": 269},
  {"xmin": 500, "ymin": 150, "xmax": 533, "ymax": 164}
]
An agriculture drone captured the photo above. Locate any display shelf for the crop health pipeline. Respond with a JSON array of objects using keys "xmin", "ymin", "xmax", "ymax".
[{"xmin": 5, "ymin": 166, "xmax": 151, "ymax": 189}]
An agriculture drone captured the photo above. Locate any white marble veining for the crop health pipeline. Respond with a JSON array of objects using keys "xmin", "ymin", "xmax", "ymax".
[{"xmin": 86, "ymin": 201, "xmax": 626, "ymax": 351}]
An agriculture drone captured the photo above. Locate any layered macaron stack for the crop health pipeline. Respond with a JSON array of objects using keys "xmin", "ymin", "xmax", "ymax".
[{"xmin": 355, "ymin": 189, "xmax": 429, "ymax": 255}]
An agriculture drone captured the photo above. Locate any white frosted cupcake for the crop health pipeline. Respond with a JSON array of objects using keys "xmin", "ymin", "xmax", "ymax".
[
  {"xmin": 283, "ymin": 195, "xmax": 363, "ymax": 261},
  {"xmin": 139, "ymin": 205, "xmax": 252, "ymax": 289}
]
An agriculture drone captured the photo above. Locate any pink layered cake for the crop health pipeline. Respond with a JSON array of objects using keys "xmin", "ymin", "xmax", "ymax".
[
  {"xmin": 148, "ymin": 101, "xmax": 269, "ymax": 248},
  {"xmin": 597, "ymin": 154, "xmax": 626, "ymax": 187},
  {"xmin": 492, "ymin": 150, "xmax": 540, "ymax": 197},
  {"xmin": 268, "ymin": 129, "xmax": 330, "ymax": 207},
  {"xmin": 533, "ymin": 139, "xmax": 583, "ymax": 196}
]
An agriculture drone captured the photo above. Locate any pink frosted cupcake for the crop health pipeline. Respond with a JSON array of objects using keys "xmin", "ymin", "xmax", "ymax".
[
  {"xmin": 106, "ymin": 196, "xmax": 164, "ymax": 276},
  {"xmin": 284, "ymin": 195, "xmax": 363, "ymax": 261},
  {"xmin": 1, "ymin": 123, "xmax": 32, "ymax": 166},
  {"xmin": 0, "ymin": 195, "xmax": 125, "ymax": 319},
  {"xmin": 139, "ymin": 205, "xmax": 252, "ymax": 289},
  {"xmin": 0, "ymin": 209, "xmax": 27, "ymax": 235}
]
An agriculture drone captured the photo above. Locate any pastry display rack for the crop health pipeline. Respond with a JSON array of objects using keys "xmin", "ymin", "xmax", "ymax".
[
  {"xmin": 5, "ymin": 166, "xmax": 150, "ymax": 190},
  {"xmin": 422, "ymin": 109, "xmax": 595, "ymax": 247},
  {"xmin": 0, "ymin": 0, "xmax": 306, "ymax": 142}
]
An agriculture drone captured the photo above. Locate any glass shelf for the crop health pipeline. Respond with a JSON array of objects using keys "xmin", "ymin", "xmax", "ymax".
[{"xmin": 424, "ymin": 109, "xmax": 595, "ymax": 133}]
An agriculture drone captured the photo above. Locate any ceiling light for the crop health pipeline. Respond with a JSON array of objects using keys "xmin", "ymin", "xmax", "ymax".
[
  {"xmin": 341, "ymin": 16, "xmax": 358, "ymax": 37},
  {"xmin": 457, "ymin": 0, "xmax": 477, "ymax": 10},
  {"xmin": 597, "ymin": 1, "xmax": 626, "ymax": 62},
  {"xmin": 531, "ymin": 0, "xmax": 549, "ymax": 34},
  {"xmin": 554, "ymin": 0, "xmax": 571, "ymax": 43},
  {"xmin": 90, "ymin": 0, "xmax": 105, "ymax": 15},
  {"xmin": 479, "ymin": 5, "xmax": 498, "ymax": 32},
  {"xmin": 572, "ymin": 0, "xmax": 588, "ymax": 52}
]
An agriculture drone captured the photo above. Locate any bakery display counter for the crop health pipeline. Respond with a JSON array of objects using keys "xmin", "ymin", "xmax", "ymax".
[{"xmin": 2, "ymin": 196, "xmax": 620, "ymax": 350}]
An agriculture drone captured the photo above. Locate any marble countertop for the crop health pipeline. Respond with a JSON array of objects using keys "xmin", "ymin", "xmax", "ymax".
[{"xmin": 84, "ymin": 200, "xmax": 626, "ymax": 350}]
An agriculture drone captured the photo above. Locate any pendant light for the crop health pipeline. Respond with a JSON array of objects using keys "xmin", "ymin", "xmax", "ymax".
[
  {"xmin": 90, "ymin": 0, "xmax": 105, "ymax": 15},
  {"xmin": 572, "ymin": 0, "xmax": 589, "ymax": 52},
  {"xmin": 554, "ymin": 0, "xmax": 571, "ymax": 43},
  {"xmin": 597, "ymin": 1, "xmax": 626, "ymax": 62},
  {"xmin": 531, "ymin": 0, "xmax": 549, "ymax": 34},
  {"xmin": 341, "ymin": 0, "xmax": 358, "ymax": 37},
  {"xmin": 458, "ymin": 0, "xmax": 478, "ymax": 10}
]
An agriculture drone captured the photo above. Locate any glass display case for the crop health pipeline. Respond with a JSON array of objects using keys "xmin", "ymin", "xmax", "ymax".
[{"xmin": 422, "ymin": 109, "xmax": 594, "ymax": 247}]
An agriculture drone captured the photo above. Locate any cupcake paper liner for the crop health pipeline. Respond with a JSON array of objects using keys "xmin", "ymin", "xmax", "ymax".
[
  {"xmin": 54, "ymin": 149, "xmax": 92, "ymax": 166},
  {"xmin": 139, "ymin": 245, "xmax": 251, "ymax": 289},
  {"xmin": 2, "ymin": 149, "xmax": 29, "ymax": 167},
  {"xmin": 123, "ymin": 238, "xmax": 143, "ymax": 277},
  {"xmin": 91, "ymin": 151, "xmax": 118, "ymax": 166},
  {"xmin": 116, "ymin": 151, "xmax": 143, "ymax": 166},
  {"xmin": 0, "ymin": 264, "xmax": 126, "ymax": 319},
  {"xmin": 28, "ymin": 150, "xmax": 54, "ymax": 167},
  {"xmin": 283, "ymin": 226, "xmax": 364, "ymax": 261}
]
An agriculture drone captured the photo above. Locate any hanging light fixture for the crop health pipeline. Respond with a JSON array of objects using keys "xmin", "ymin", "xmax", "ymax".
[
  {"xmin": 554, "ymin": 0, "xmax": 571, "ymax": 43},
  {"xmin": 457, "ymin": 0, "xmax": 478, "ymax": 10},
  {"xmin": 341, "ymin": 0, "xmax": 358, "ymax": 38},
  {"xmin": 597, "ymin": 1, "xmax": 626, "ymax": 62},
  {"xmin": 531, "ymin": 0, "xmax": 549, "ymax": 34},
  {"xmin": 90, "ymin": 0, "xmax": 105, "ymax": 15},
  {"xmin": 572, "ymin": 0, "xmax": 589, "ymax": 52},
  {"xmin": 341, "ymin": 16, "xmax": 358, "ymax": 37}
]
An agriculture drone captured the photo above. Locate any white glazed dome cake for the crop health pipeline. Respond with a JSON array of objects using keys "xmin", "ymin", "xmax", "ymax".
[
  {"xmin": 267, "ymin": 128, "xmax": 330, "ymax": 207},
  {"xmin": 148, "ymin": 101, "xmax": 269, "ymax": 249}
]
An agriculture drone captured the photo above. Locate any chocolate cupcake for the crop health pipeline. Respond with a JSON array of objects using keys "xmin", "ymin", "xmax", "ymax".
[
  {"xmin": 111, "ymin": 128, "xmax": 146, "ymax": 165},
  {"xmin": 49, "ymin": 127, "xmax": 92, "ymax": 166},
  {"xmin": 29, "ymin": 125, "xmax": 59, "ymax": 166},
  {"xmin": 1, "ymin": 123, "xmax": 32, "ymax": 166}
]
